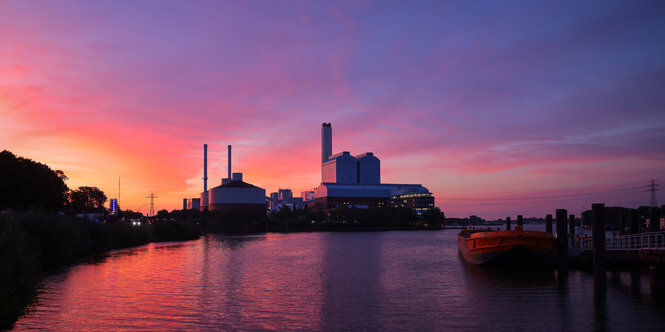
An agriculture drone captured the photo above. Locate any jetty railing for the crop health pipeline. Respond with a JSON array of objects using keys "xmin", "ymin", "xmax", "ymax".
[{"xmin": 579, "ymin": 231, "xmax": 665, "ymax": 251}]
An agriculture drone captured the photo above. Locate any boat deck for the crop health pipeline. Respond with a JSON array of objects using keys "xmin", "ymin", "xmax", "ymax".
[{"xmin": 458, "ymin": 228, "xmax": 556, "ymax": 266}]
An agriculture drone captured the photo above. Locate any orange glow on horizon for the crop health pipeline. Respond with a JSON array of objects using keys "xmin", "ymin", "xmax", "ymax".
[{"xmin": 2, "ymin": 1, "xmax": 663, "ymax": 218}]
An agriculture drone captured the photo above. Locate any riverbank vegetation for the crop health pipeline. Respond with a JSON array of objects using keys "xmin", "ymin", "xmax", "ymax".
[
  {"xmin": 266, "ymin": 205, "xmax": 445, "ymax": 232},
  {"xmin": 151, "ymin": 204, "xmax": 445, "ymax": 234},
  {"xmin": 0, "ymin": 211, "xmax": 199, "ymax": 329},
  {"xmin": 0, "ymin": 150, "xmax": 200, "ymax": 329}
]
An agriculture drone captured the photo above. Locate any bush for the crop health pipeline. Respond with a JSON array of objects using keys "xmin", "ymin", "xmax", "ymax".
[
  {"xmin": 151, "ymin": 220, "xmax": 200, "ymax": 241},
  {"xmin": 17, "ymin": 212, "xmax": 95, "ymax": 268},
  {"xmin": 0, "ymin": 211, "xmax": 200, "ymax": 329},
  {"xmin": 107, "ymin": 222, "xmax": 151, "ymax": 248},
  {"xmin": 151, "ymin": 221, "xmax": 177, "ymax": 240},
  {"xmin": 0, "ymin": 217, "xmax": 41, "ymax": 330}
]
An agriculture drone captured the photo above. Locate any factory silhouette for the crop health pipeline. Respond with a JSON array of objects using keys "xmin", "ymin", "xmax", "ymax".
[{"xmin": 184, "ymin": 123, "xmax": 435, "ymax": 217}]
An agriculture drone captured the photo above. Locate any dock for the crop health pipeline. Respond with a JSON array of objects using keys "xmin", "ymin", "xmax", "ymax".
[{"xmin": 578, "ymin": 231, "xmax": 665, "ymax": 264}]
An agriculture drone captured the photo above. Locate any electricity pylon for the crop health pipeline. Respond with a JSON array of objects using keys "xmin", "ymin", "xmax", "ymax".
[
  {"xmin": 649, "ymin": 180, "xmax": 659, "ymax": 208},
  {"xmin": 145, "ymin": 192, "xmax": 158, "ymax": 217}
]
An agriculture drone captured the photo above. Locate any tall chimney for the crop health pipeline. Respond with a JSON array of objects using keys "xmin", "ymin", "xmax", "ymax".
[
  {"xmin": 203, "ymin": 144, "xmax": 208, "ymax": 192},
  {"xmin": 321, "ymin": 123, "xmax": 332, "ymax": 163},
  {"xmin": 228, "ymin": 145, "xmax": 232, "ymax": 181}
]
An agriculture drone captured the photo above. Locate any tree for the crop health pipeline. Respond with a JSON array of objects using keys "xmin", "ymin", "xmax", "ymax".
[
  {"xmin": 156, "ymin": 209, "xmax": 170, "ymax": 220},
  {"xmin": 67, "ymin": 186, "xmax": 107, "ymax": 213},
  {"xmin": 0, "ymin": 150, "xmax": 69, "ymax": 211},
  {"xmin": 422, "ymin": 207, "xmax": 445, "ymax": 228},
  {"xmin": 277, "ymin": 206, "xmax": 294, "ymax": 224},
  {"xmin": 121, "ymin": 209, "xmax": 144, "ymax": 219}
]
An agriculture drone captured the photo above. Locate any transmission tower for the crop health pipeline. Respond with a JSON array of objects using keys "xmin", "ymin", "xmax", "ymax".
[
  {"xmin": 649, "ymin": 179, "xmax": 659, "ymax": 208},
  {"xmin": 145, "ymin": 192, "xmax": 158, "ymax": 217}
]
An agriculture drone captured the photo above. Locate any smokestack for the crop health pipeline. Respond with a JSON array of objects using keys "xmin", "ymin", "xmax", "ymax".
[
  {"xmin": 203, "ymin": 144, "xmax": 208, "ymax": 192},
  {"xmin": 321, "ymin": 123, "xmax": 332, "ymax": 163},
  {"xmin": 228, "ymin": 145, "xmax": 232, "ymax": 181}
]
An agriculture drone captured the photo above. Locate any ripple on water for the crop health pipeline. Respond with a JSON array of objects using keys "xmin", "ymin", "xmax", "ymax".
[{"xmin": 13, "ymin": 231, "xmax": 665, "ymax": 331}]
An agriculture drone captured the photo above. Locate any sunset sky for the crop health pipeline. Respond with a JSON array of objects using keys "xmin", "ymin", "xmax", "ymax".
[{"xmin": 1, "ymin": 1, "xmax": 664, "ymax": 218}]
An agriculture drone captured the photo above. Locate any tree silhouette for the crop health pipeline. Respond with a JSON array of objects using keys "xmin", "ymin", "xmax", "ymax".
[
  {"xmin": 67, "ymin": 186, "xmax": 107, "ymax": 213},
  {"xmin": 0, "ymin": 150, "xmax": 69, "ymax": 211}
]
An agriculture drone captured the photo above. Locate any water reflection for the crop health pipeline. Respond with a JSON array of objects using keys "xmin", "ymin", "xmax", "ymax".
[
  {"xmin": 84, "ymin": 245, "xmax": 152, "ymax": 266},
  {"xmin": 460, "ymin": 260, "xmax": 570, "ymax": 331},
  {"xmin": 12, "ymin": 231, "xmax": 665, "ymax": 331},
  {"xmin": 196, "ymin": 233, "xmax": 321, "ymax": 330},
  {"xmin": 321, "ymin": 233, "xmax": 382, "ymax": 331},
  {"xmin": 556, "ymin": 270, "xmax": 572, "ymax": 332},
  {"xmin": 461, "ymin": 261, "xmax": 556, "ymax": 284},
  {"xmin": 630, "ymin": 269, "xmax": 641, "ymax": 296},
  {"xmin": 209, "ymin": 234, "xmax": 266, "ymax": 250},
  {"xmin": 593, "ymin": 288, "xmax": 608, "ymax": 332}
]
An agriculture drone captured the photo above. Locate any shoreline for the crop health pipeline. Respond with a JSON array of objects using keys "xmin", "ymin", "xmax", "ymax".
[{"xmin": 0, "ymin": 213, "xmax": 199, "ymax": 331}]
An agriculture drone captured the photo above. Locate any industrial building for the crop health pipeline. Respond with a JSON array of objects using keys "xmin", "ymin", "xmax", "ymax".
[
  {"xmin": 183, "ymin": 198, "xmax": 201, "ymax": 210},
  {"xmin": 268, "ymin": 188, "xmax": 305, "ymax": 211},
  {"xmin": 185, "ymin": 144, "xmax": 266, "ymax": 214},
  {"xmin": 313, "ymin": 123, "xmax": 435, "ymax": 212},
  {"xmin": 390, "ymin": 186, "xmax": 435, "ymax": 216},
  {"xmin": 301, "ymin": 190, "xmax": 315, "ymax": 203}
]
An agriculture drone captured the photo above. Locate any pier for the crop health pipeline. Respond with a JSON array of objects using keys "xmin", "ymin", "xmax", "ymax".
[{"xmin": 579, "ymin": 231, "xmax": 665, "ymax": 264}]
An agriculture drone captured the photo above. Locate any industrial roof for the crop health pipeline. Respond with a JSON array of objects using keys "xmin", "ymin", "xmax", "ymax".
[{"xmin": 212, "ymin": 181, "xmax": 262, "ymax": 190}]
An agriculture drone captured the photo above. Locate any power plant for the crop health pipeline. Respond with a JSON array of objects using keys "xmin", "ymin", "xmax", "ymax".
[
  {"xmin": 313, "ymin": 123, "xmax": 434, "ymax": 214},
  {"xmin": 185, "ymin": 144, "xmax": 266, "ymax": 213},
  {"xmin": 184, "ymin": 123, "xmax": 433, "ymax": 216}
]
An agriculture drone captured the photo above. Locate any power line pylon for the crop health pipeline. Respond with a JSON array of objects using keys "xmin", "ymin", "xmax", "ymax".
[
  {"xmin": 145, "ymin": 192, "xmax": 158, "ymax": 217},
  {"xmin": 649, "ymin": 179, "xmax": 659, "ymax": 208}
]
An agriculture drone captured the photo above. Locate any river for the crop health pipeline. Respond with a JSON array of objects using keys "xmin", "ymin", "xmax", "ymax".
[{"xmin": 13, "ymin": 230, "xmax": 665, "ymax": 331}]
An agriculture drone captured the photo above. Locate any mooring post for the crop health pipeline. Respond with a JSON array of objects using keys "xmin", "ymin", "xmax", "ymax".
[
  {"xmin": 517, "ymin": 215, "xmax": 523, "ymax": 229},
  {"xmin": 630, "ymin": 209, "xmax": 639, "ymax": 234},
  {"xmin": 649, "ymin": 207, "xmax": 660, "ymax": 232},
  {"xmin": 556, "ymin": 209, "xmax": 568, "ymax": 272},
  {"xmin": 651, "ymin": 266, "xmax": 665, "ymax": 301},
  {"xmin": 592, "ymin": 203, "xmax": 606, "ymax": 292},
  {"xmin": 619, "ymin": 213, "xmax": 625, "ymax": 235},
  {"xmin": 506, "ymin": 217, "xmax": 511, "ymax": 231},
  {"xmin": 546, "ymin": 214, "xmax": 553, "ymax": 233}
]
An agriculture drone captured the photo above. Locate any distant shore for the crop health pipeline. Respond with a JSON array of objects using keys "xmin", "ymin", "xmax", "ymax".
[{"xmin": 266, "ymin": 224, "xmax": 444, "ymax": 233}]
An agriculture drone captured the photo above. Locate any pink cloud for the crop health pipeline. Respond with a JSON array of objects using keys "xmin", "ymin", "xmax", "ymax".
[{"xmin": 1, "ymin": 0, "xmax": 664, "ymax": 218}]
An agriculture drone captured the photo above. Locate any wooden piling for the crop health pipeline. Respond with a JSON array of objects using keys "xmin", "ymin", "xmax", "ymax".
[
  {"xmin": 556, "ymin": 209, "xmax": 568, "ymax": 271},
  {"xmin": 546, "ymin": 214, "xmax": 552, "ymax": 233},
  {"xmin": 592, "ymin": 203, "xmax": 606, "ymax": 292},
  {"xmin": 506, "ymin": 217, "xmax": 511, "ymax": 231},
  {"xmin": 517, "ymin": 215, "xmax": 523, "ymax": 228},
  {"xmin": 569, "ymin": 214, "xmax": 575, "ymax": 237},
  {"xmin": 650, "ymin": 266, "xmax": 665, "ymax": 300},
  {"xmin": 649, "ymin": 207, "xmax": 660, "ymax": 232},
  {"xmin": 619, "ymin": 213, "xmax": 626, "ymax": 235},
  {"xmin": 630, "ymin": 209, "xmax": 639, "ymax": 234}
]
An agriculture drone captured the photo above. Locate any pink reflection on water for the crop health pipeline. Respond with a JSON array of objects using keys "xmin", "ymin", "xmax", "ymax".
[{"xmin": 15, "ymin": 236, "xmax": 327, "ymax": 331}]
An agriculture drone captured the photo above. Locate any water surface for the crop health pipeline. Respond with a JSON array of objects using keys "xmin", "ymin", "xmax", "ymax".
[{"xmin": 14, "ymin": 230, "xmax": 665, "ymax": 331}]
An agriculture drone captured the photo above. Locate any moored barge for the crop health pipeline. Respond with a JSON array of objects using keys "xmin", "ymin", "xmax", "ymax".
[{"xmin": 458, "ymin": 227, "xmax": 556, "ymax": 266}]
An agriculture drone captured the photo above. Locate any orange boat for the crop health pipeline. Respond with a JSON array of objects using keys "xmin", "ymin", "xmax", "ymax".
[{"xmin": 458, "ymin": 227, "xmax": 556, "ymax": 266}]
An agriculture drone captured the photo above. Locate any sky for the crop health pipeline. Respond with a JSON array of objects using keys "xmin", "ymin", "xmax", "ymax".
[{"xmin": 1, "ymin": 0, "xmax": 664, "ymax": 219}]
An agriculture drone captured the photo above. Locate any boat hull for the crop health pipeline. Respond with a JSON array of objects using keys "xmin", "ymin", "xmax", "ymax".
[{"xmin": 458, "ymin": 229, "xmax": 555, "ymax": 266}]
